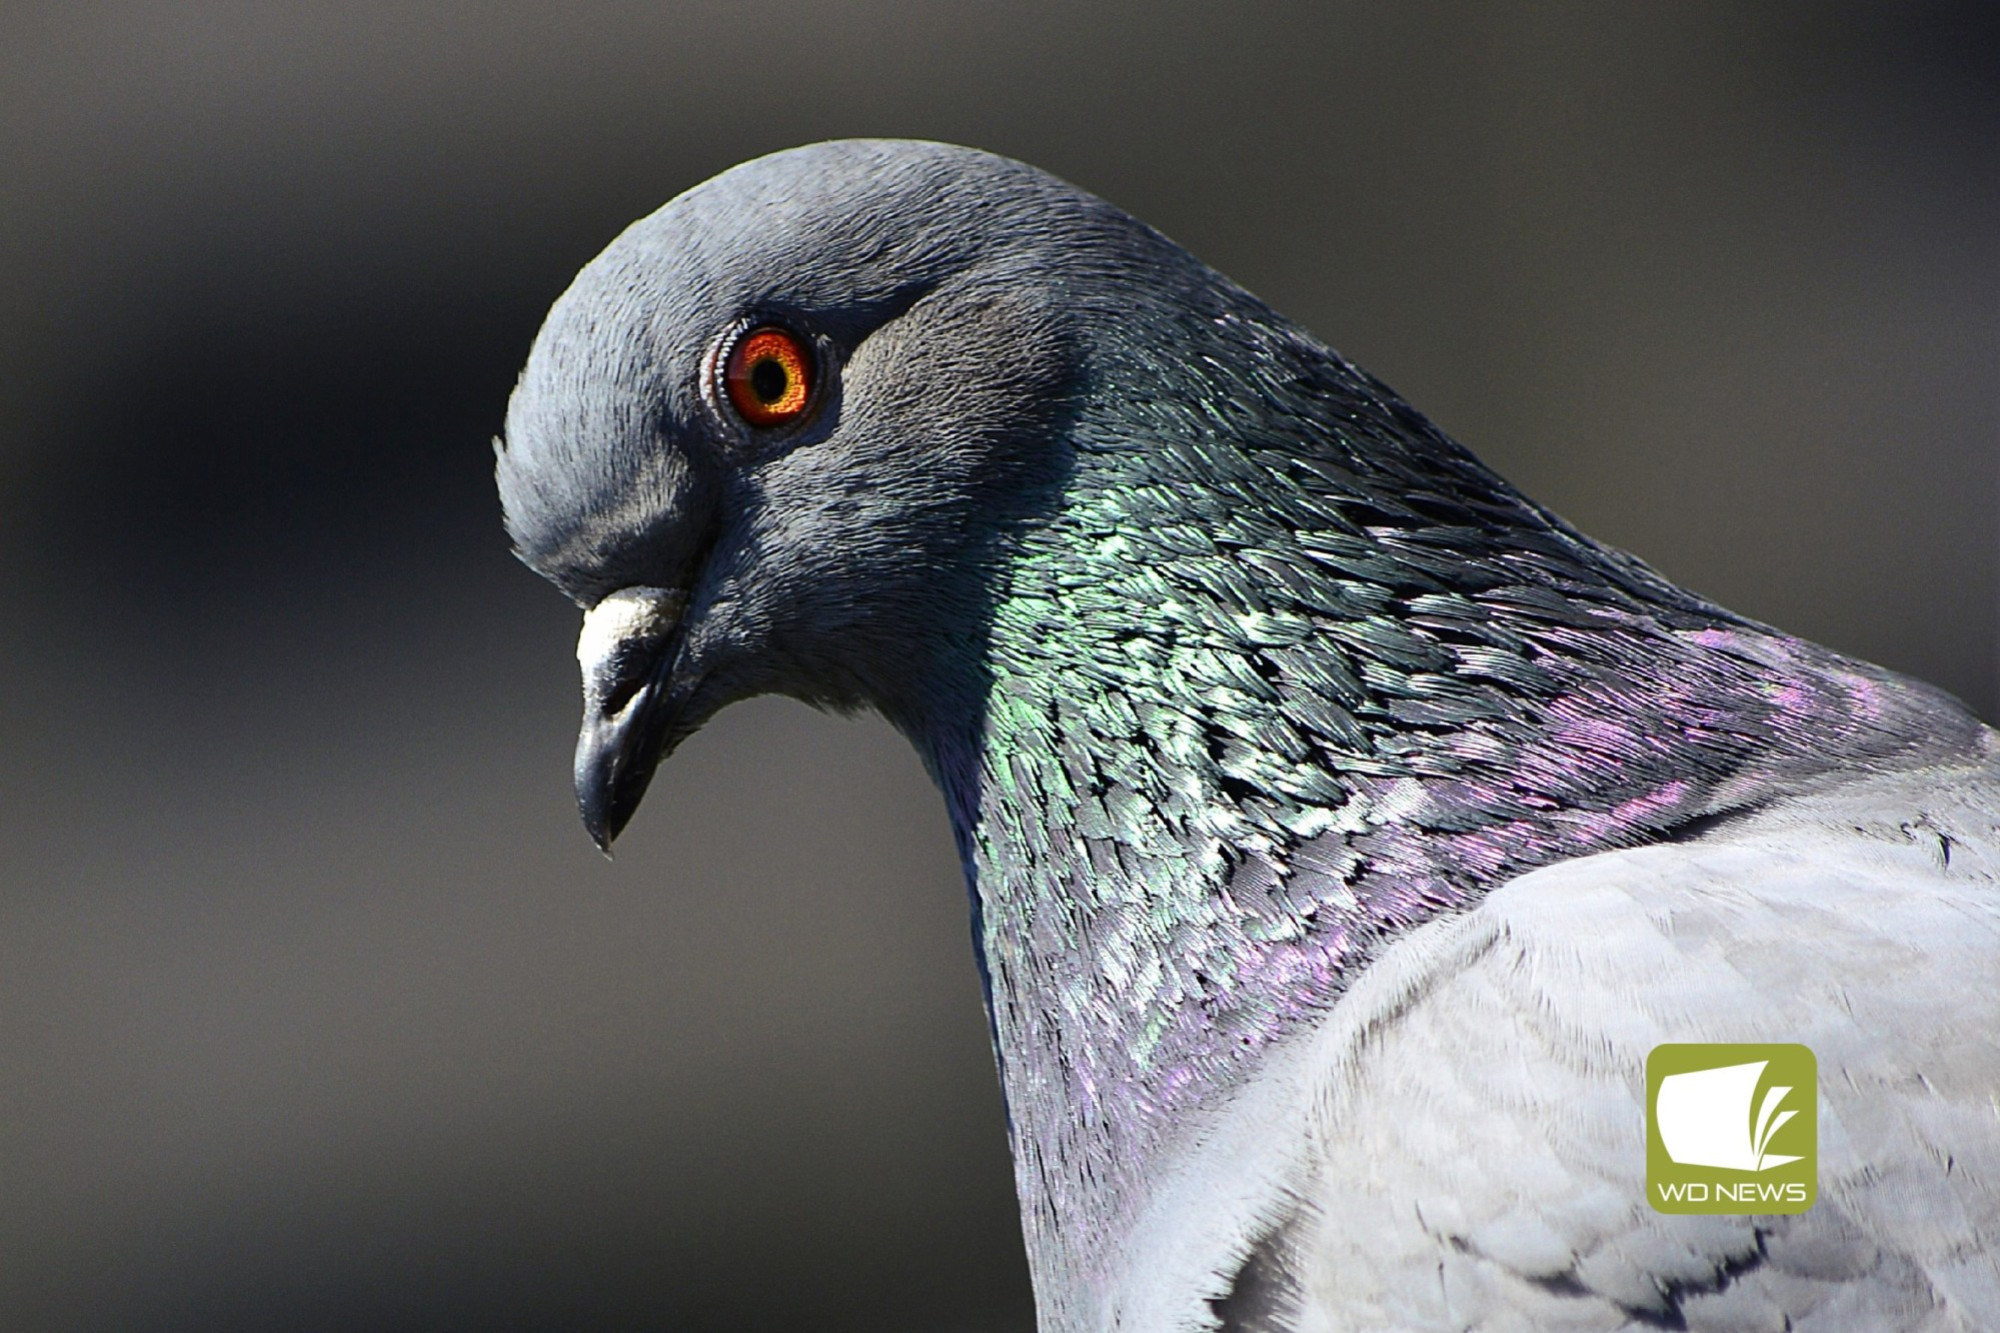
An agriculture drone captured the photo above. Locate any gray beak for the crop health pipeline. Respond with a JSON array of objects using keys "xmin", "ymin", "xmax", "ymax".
[{"xmin": 573, "ymin": 586, "xmax": 688, "ymax": 852}]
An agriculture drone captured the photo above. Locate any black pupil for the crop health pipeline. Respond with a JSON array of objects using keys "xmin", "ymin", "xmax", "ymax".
[{"xmin": 749, "ymin": 357, "xmax": 789, "ymax": 404}]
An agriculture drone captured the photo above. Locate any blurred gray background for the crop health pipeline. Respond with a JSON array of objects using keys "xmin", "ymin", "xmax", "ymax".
[{"xmin": 1, "ymin": 3, "xmax": 1993, "ymax": 1329}]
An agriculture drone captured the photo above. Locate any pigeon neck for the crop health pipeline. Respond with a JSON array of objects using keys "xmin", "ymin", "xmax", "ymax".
[{"xmin": 906, "ymin": 321, "xmax": 1979, "ymax": 1318}]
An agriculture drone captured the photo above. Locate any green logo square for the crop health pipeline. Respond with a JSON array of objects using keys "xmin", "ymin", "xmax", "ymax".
[{"xmin": 1647, "ymin": 1043, "xmax": 1816, "ymax": 1214}]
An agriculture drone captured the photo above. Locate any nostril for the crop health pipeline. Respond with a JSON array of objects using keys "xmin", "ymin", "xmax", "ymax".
[
  {"xmin": 577, "ymin": 585, "xmax": 688, "ymax": 714},
  {"xmin": 596, "ymin": 639, "xmax": 661, "ymax": 715}
]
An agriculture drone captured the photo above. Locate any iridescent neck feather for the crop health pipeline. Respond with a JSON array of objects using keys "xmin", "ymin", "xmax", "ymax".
[{"xmin": 899, "ymin": 308, "xmax": 1980, "ymax": 1313}]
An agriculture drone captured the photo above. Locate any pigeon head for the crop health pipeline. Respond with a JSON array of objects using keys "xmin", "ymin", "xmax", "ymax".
[
  {"xmin": 500, "ymin": 138, "xmax": 1972, "ymax": 870},
  {"xmin": 499, "ymin": 140, "xmax": 1166, "ymax": 847}
]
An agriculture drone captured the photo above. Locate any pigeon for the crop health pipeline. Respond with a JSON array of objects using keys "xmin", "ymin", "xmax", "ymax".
[{"xmin": 495, "ymin": 140, "xmax": 2000, "ymax": 1331}]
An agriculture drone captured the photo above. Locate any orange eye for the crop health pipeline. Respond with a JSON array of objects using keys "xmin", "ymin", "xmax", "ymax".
[{"xmin": 722, "ymin": 326, "xmax": 814, "ymax": 427}]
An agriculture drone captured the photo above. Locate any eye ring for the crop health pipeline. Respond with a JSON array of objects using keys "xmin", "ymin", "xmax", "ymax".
[{"xmin": 721, "ymin": 325, "xmax": 815, "ymax": 428}]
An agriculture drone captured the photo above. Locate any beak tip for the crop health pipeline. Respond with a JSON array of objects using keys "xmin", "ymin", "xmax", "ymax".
[
  {"xmin": 576, "ymin": 777, "xmax": 624, "ymax": 857},
  {"xmin": 576, "ymin": 764, "xmax": 615, "ymax": 854},
  {"xmin": 577, "ymin": 751, "xmax": 646, "ymax": 858}
]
